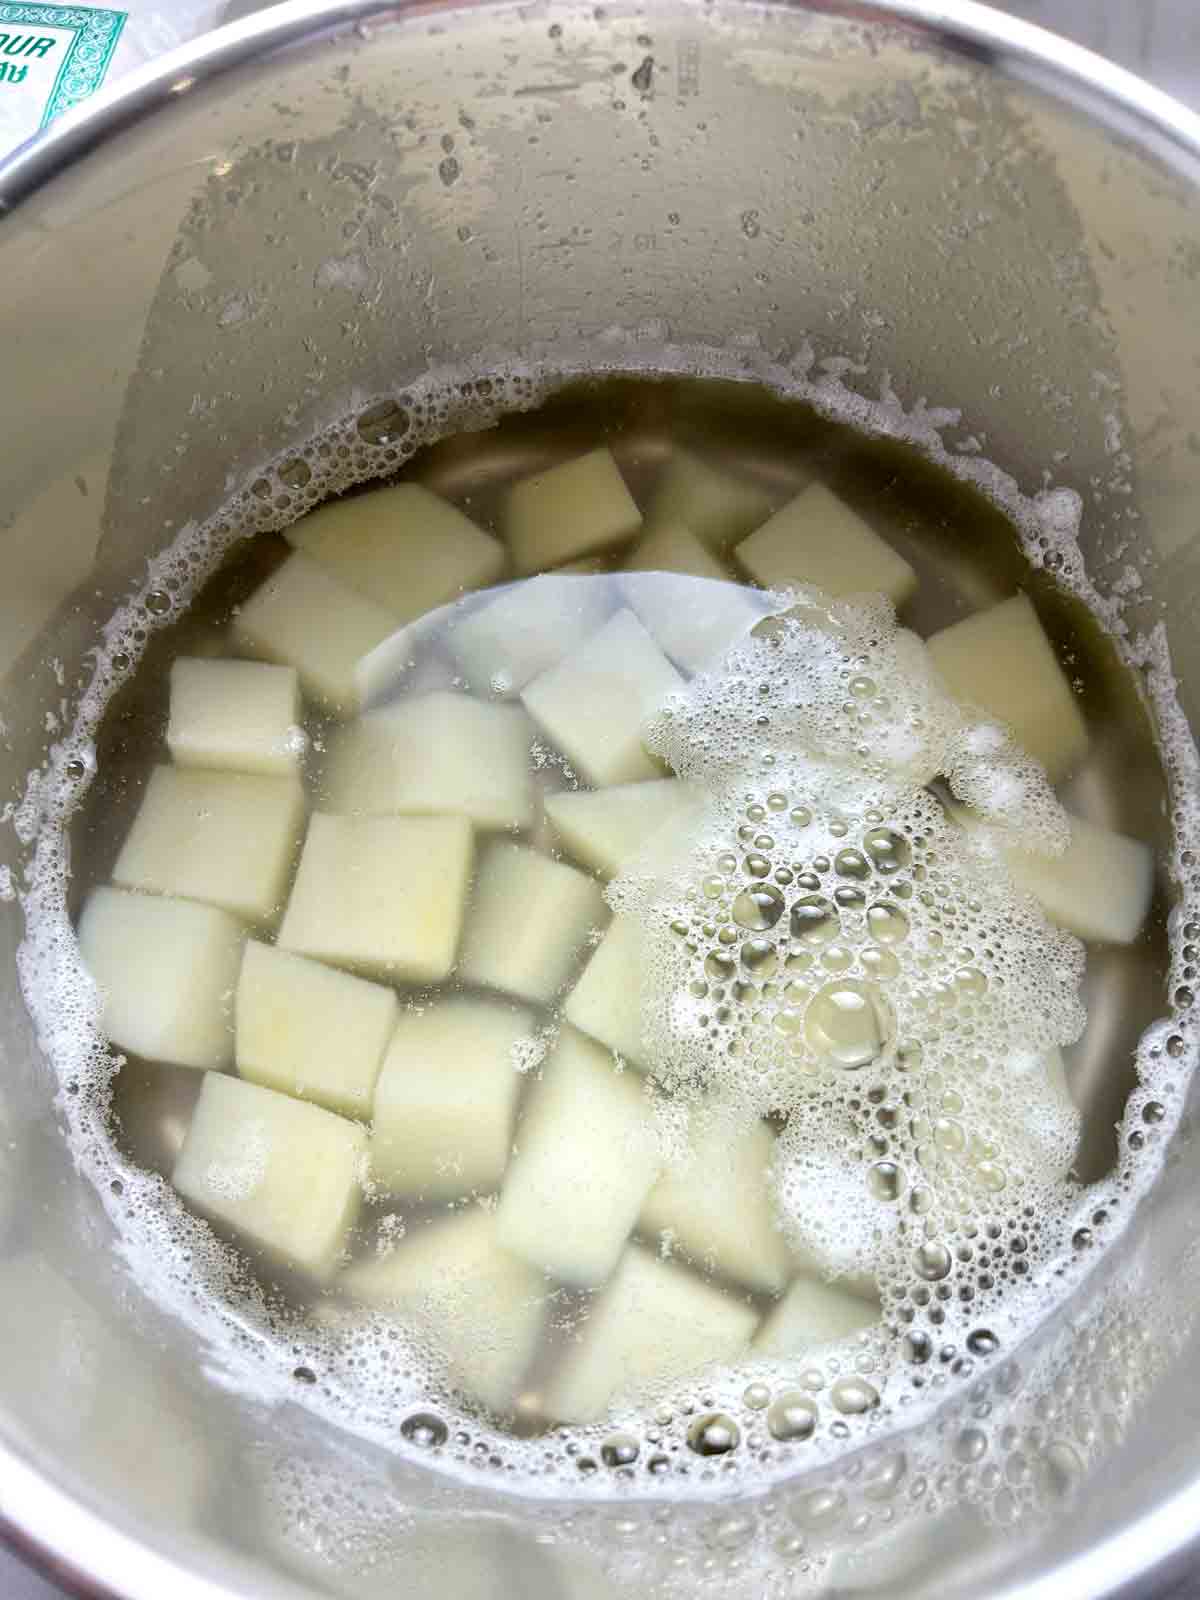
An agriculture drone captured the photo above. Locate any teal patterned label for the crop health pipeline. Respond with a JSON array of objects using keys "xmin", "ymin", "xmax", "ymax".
[{"xmin": 0, "ymin": 2, "xmax": 126, "ymax": 151}]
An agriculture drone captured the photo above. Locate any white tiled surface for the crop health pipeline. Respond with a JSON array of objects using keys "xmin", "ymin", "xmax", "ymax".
[{"xmin": 1, "ymin": 3, "xmax": 1198, "ymax": 1597}]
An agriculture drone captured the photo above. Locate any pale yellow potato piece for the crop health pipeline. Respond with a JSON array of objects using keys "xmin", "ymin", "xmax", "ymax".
[
  {"xmin": 496, "ymin": 1028, "xmax": 662, "ymax": 1288},
  {"xmin": 447, "ymin": 575, "xmax": 615, "ymax": 697},
  {"xmin": 112, "ymin": 765, "xmax": 305, "ymax": 927},
  {"xmin": 640, "ymin": 1118, "xmax": 796, "ymax": 1294},
  {"xmin": 369, "ymin": 996, "xmax": 534, "ymax": 1197},
  {"xmin": 754, "ymin": 1274, "xmax": 881, "ymax": 1358},
  {"xmin": 545, "ymin": 1245, "xmax": 757, "ymax": 1423},
  {"xmin": 167, "ymin": 657, "xmax": 302, "ymax": 777},
  {"xmin": 231, "ymin": 552, "xmax": 396, "ymax": 717},
  {"xmin": 1003, "ymin": 814, "xmax": 1154, "ymax": 945},
  {"xmin": 279, "ymin": 812, "xmax": 473, "ymax": 983},
  {"xmin": 735, "ymin": 481, "xmax": 917, "ymax": 607},
  {"xmin": 235, "ymin": 940, "xmax": 397, "ymax": 1119},
  {"xmin": 521, "ymin": 608, "xmax": 682, "ymax": 786},
  {"xmin": 460, "ymin": 841, "xmax": 606, "ymax": 1005},
  {"xmin": 322, "ymin": 692, "xmax": 535, "ymax": 831},
  {"xmin": 173, "ymin": 1072, "xmax": 365, "ymax": 1281},
  {"xmin": 544, "ymin": 778, "xmax": 701, "ymax": 879},
  {"xmin": 563, "ymin": 916, "xmax": 646, "ymax": 1065},
  {"xmin": 646, "ymin": 447, "xmax": 773, "ymax": 552},
  {"xmin": 623, "ymin": 520, "xmax": 729, "ymax": 581},
  {"xmin": 77, "ymin": 887, "xmax": 245, "ymax": 1069},
  {"xmin": 286, "ymin": 483, "xmax": 505, "ymax": 623},
  {"xmin": 555, "ymin": 556, "xmax": 610, "ymax": 575},
  {"xmin": 506, "ymin": 448, "xmax": 642, "ymax": 574},
  {"xmin": 337, "ymin": 1209, "xmax": 547, "ymax": 1415},
  {"xmin": 624, "ymin": 570, "xmax": 766, "ymax": 675},
  {"xmin": 926, "ymin": 593, "xmax": 1088, "ymax": 781}
]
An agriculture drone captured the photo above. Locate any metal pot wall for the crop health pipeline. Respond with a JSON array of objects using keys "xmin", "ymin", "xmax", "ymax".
[{"xmin": 3, "ymin": 2, "xmax": 1200, "ymax": 1595}]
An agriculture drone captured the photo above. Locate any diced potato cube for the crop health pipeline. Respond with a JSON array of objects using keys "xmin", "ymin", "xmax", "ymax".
[
  {"xmin": 647, "ymin": 448, "xmax": 773, "ymax": 552},
  {"xmin": 112, "ymin": 765, "xmax": 305, "ymax": 926},
  {"xmin": 735, "ymin": 482, "xmax": 917, "ymax": 607},
  {"xmin": 321, "ymin": 692, "xmax": 535, "ymax": 832},
  {"xmin": 563, "ymin": 916, "xmax": 646, "ymax": 1065},
  {"xmin": 640, "ymin": 1118, "xmax": 796, "ymax": 1294},
  {"xmin": 544, "ymin": 779, "xmax": 701, "ymax": 880},
  {"xmin": 754, "ymin": 1275, "xmax": 881, "ymax": 1358},
  {"xmin": 624, "ymin": 571, "xmax": 766, "ymax": 676},
  {"xmin": 545, "ymin": 1245, "xmax": 757, "ymax": 1423},
  {"xmin": 926, "ymin": 593, "xmax": 1088, "ymax": 780},
  {"xmin": 369, "ymin": 996, "xmax": 534, "ymax": 1197},
  {"xmin": 173, "ymin": 1072, "xmax": 365, "ymax": 1281},
  {"xmin": 496, "ymin": 1028, "xmax": 662, "ymax": 1287},
  {"xmin": 460, "ymin": 841, "xmax": 606, "ymax": 1005},
  {"xmin": 337, "ymin": 1209, "xmax": 546, "ymax": 1415},
  {"xmin": 235, "ymin": 940, "xmax": 397, "ymax": 1119},
  {"xmin": 521, "ymin": 608, "xmax": 682, "ymax": 786},
  {"xmin": 231, "ymin": 552, "xmax": 395, "ymax": 717},
  {"xmin": 286, "ymin": 483, "xmax": 505, "ymax": 623},
  {"xmin": 77, "ymin": 887, "xmax": 245, "ymax": 1069},
  {"xmin": 1002, "ymin": 814, "xmax": 1154, "ymax": 945},
  {"xmin": 167, "ymin": 657, "xmax": 302, "ymax": 778},
  {"xmin": 447, "ymin": 575, "xmax": 614, "ymax": 697},
  {"xmin": 506, "ymin": 448, "xmax": 642, "ymax": 575},
  {"xmin": 279, "ymin": 812, "xmax": 473, "ymax": 983},
  {"xmin": 624, "ymin": 521, "xmax": 729, "ymax": 582}
]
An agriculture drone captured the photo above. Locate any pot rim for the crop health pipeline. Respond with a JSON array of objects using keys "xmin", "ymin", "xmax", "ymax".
[{"xmin": 2, "ymin": 2, "xmax": 1200, "ymax": 1596}]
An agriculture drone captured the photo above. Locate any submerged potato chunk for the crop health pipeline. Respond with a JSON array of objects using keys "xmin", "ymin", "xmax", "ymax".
[
  {"xmin": 544, "ymin": 778, "xmax": 701, "ymax": 880},
  {"xmin": 112, "ymin": 765, "xmax": 305, "ymax": 926},
  {"xmin": 754, "ymin": 1274, "xmax": 881, "ymax": 1358},
  {"xmin": 521, "ymin": 608, "xmax": 682, "ymax": 786},
  {"xmin": 447, "ymin": 575, "xmax": 615, "ymax": 697},
  {"xmin": 640, "ymin": 1118, "xmax": 797, "ymax": 1294},
  {"xmin": 563, "ymin": 916, "xmax": 646, "ymax": 1065},
  {"xmin": 496, "ymin": 1028, "xmax": 662, "ymax": 1288},
  {"xmin": 322, "ymin": 692, "xmax": 535, "ymax": 832},
  {"xmin": 926, "ymin": 593, "xmax": 1088, "ymax": 781},
  {"xmin": 624, "ymin": 571, "xmax": 766, "ymax": 676},
  {"xmin": 623, "ymin": 520, "xmax": 729, "ymax": 582},
  {"xmin": 369, "ymin": 996, "xmax": 534, "ymax": 1197},
  {"xmin": 77, "ymin": 887, "xmax": 245, "ymax": 1069},
  {"xmin": 338, "ymin": 1209, "xmax": 546, "ymax": 1415},
  {"xmin": 646, "ymin": 447, "xmax": 773, "ymax": 552},
  {"xmin": 286, "ymin": 483, "xmax": 505, "ymax": 623},
  {"xmin": 545, "ymin": 1245, "xmax": 758, "ymax": 1423},
  {"xmin": 1003, "ymin": 814, "xmax": 1154, "ymax": 945},
  {"xmin": 735, "ymin": 482, "xmax": 918, "ymax": 607},
  {"xmin": 231, "ymin": 552, "xmax": 395, "ymax": 717},
  {"xmin": 506, "ymin": 448, "xmax": 642, "ymax": 574},
  {"xmin": 279, "ymin": 812, "xmax": 473, "ymax": 983},
  {"xmin": 167, "ymin": 657, "xmax": 302, "ymax": 778},
  {"xmin": 460, "ymin": 842, "xmax": 606, "ymax": 1005},
  {"xmin": 173, "ymin": 1072, "xmax": 365, "ymax": 1281},
  {"xmin": 235, "ymin": 940, "xmax": 398, "ymax": 1119}
]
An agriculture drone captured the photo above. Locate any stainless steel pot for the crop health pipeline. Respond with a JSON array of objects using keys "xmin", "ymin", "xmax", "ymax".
[{"xmin": 4, "ymin": 2, "xmax": 1200, "ymax": 1595}]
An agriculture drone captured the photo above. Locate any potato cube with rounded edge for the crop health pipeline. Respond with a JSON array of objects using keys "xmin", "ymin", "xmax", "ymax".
[
  {"xmin": 231, "ymin": 551, "xmax": 396, "ymax": 717},
  {"xmin": 286, "ymin": 482, "xmax": 505, "ymax": 624},
  {"xmin": 369, "ymin": 996, "xmax": 535, "ymax": 1197},
  {"xmin": 735, "ymin": 481, "xmax": 918, "ymax": 608},
  {"xmin": 173, "ymin": 1073, "xmax": 366, "ymax": 1282},
  {"xmin": 460, "ymin": 842, "xmax": 606, "ymax": 1006},
  {"xmin": 544, "ymin": 779, "xmax": 701, "ymax": 880},
  {"xmin": 754, "ymin": 1274, "xmax": 881, "ymax": 1359},
  {"xmin": 77, "ymin": 887, "xmax": 245, "ymax": 1069},
  {"xmin": 623, "ymin": 521, "xmax": 729, "ymax": 582},
  {"xmin": 545, "ymin": 1245, "xmax": 758, "ymax": 1424},
  {"xmin": 496, "ymin": 1028, "xmax": 663, "ymax": 1288},
  {"xmin": 640, "ymin": 1117, "xmax": 797, "ymax": 1294},
  {"xmin": 447, "ymin": 575, "xmax": 615, "ymax": 697},
  {"xmin": 322, "ymin": 692, "xmax": 536, "ymax": 832},
  {"xmin": 646, "ymin": 448, "xmax": 773, "ymax": 553},
  {"xmin": 1004, "ymin": 814, "xmax": 1153, "ymax": 945},
  {"xmin": 506, "ymin": 448, "xmax": 642, "ymax": 574},
  {"xmin": 926, "ymin": 593, "xmax": 1088, "ymax": 781},
  {"xmin": 167, "ymin": 657, "xmax": 302, "ymax": 778},
  {"xmin": 624, "ymin": 570, "xmax": 768, "ymax": 677},
  {"xmin": 563, "ymin": 916, "xmax": 646, "ymax": 1066},
  {"xmin": 337, "ymin": 1209, "xmax": 547, "ymax": 1416},
  {"xmin": 279, "ymin": 812, "xmax": 473, "ymax": 984},
  {"xmin": 235, "ymin": 940, "xmax": 398, "ymax": 1120},
  {"xmin": 521, "ymin": 608, "xmax": 683, "ymax": 787},
  {"xmin": 112, "ymin": 765, "xmax": 305, "ymax": 927}
]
